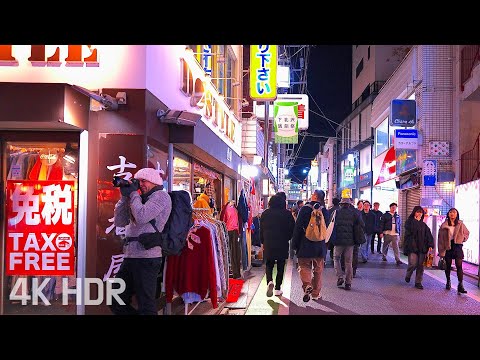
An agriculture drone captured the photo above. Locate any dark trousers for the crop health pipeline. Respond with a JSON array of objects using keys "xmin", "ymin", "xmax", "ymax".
[
  {"xmin": 265, "ymin": 259, "xmax": 286, "ymax": 290},
  {"xmin": 371, "ymin": 233, "xmax": 382, "ymax": 253},
  {"xmin": 341, "ymin": 244, "xmax": 359, "ymax": 271},
  {"xmin": 228, "ymin": 230, "xmax": 242, "ymax": 279},
  {"xmin": 445, "ymin": 253, "xmax": 464, "ymax": 283},
  {"xmin": 109, "ymin": 257, "xmax": 163, "ymax": 315}
]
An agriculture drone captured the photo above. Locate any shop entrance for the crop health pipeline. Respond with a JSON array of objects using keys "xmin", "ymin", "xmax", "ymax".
[{"xmin": 1, "ymin": 132, "xmax": 80, "ymax": 315}]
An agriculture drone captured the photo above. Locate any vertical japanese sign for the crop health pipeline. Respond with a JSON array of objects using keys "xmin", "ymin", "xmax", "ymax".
[
  {"xmin": 249, "ymin": 45, "xmax": 277, "ymax": 101},
  {"xmin": 202, "ymin": 45, "xmax": 213, "ymax": 76},
  {"xmin": 5, "ymin": 180, "xmax": 75, "ymax": 275},
  {"xmin": 273, "ymin": 101, "xmax": 299, "ymax": 144},
  {"xmin": 97, "ymin": 134, "xmax": 143, "ymax": 281}
]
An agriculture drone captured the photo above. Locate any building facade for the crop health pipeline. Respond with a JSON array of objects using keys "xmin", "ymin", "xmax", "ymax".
[{"xmin": 0, "ymin": 45, "xmax": 246, "ymax": 315}]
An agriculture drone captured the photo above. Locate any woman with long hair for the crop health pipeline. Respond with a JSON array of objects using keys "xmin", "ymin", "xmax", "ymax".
[
  {"xmin": 403, "ymin": 205, "xmax": 434, "ymax": 289},
  {"xmin": 438, "ymin": 208, "xmax": 470, "ymax": 294},
  {"xmin": 260, "ymin": 194, "xmax": 295, "ymax": 297}
]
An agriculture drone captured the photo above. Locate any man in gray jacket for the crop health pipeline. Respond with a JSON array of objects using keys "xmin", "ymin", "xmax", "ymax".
[{"xmin": 110, "ymin": 167, "xmax": 172, "ymax": 315}]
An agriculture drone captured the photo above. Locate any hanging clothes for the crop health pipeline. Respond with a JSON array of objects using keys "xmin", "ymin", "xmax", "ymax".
[{"xmin": 164, "ymin": 209, "xmax": 230, "ymax": 310}]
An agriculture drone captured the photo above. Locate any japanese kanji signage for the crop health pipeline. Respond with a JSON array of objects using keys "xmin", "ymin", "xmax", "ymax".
[
  {"xmin": 276, "ymin": 94, "xmax": 309, "ymax": 130},
  {"xmin": 249, "ymin": 45, "xmax": 277, "ymax": 101},
  {"xmin": 5, "ymin": 180, "xmax": 75, "ymax": 276},
  {"xmin": 273, "ymin": 101, "xmax": 299, "ymax": 144},
  {"xmin": 97, "ymin": 134, "xmax": 143, "ymax": 281}
]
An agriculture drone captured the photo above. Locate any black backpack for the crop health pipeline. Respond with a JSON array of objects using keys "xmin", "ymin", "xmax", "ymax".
[{"xmin": 159, "ymin": 190, "xmax": 194, "ymax": 256}]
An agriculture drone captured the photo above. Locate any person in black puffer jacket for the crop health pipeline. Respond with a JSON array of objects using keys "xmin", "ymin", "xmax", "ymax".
[
  {"xmin": 331, "ymin": 197, "xmax": 364, "ymax": 290},
  {"xmin": 261, "ymin": 195, "xmax": 295, "ymax": 297}
]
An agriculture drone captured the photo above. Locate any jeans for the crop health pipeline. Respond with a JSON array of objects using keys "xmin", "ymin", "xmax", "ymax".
[
  {"xmin": 360, "ymin": 234, "xmax": 372, "ymax": 261},
  {"xmin": 265, "ymin": 259, "xmax": 286, "ymax": 290},
  {"xmin": 382, "ymin": 234, "xmax": 400, "ymax": 262},
  {"xmin": 334, "ymin": 246, "xmax": 354, "ymax": 285},
  {"xmin": 109, "ymin": 257, "xmax": 163, "ymax": 315},
  {"xmin": 298, "ymin": 257, "xmax": 324, "ymax": 297},
  {"xmin": 406, "ymin": 252, "xmax": 426, "ymax": 284}
]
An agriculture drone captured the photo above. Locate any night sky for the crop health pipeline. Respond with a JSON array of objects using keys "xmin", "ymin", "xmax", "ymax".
[{"xmin": 288, "ymin": 45, "xmax": 352, "ymax": 183}]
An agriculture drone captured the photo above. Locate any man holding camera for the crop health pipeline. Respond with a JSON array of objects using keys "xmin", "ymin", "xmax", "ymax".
[{"xmin": 109, "ymin": 167, "xmax": 172, "ymax": 315}]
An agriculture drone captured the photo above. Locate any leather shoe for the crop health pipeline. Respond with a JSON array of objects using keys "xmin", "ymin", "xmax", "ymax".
[
  {"xmin": 405, "ymin": 276, "xmax": 411, "ymax": 283},
  {"xmin": 446, "ymin": 280, "xmax": 451, "ymax": 290},
  {"xmin": 344, "ymin": 284, "xmax": 351, "ymax": 290},
  {"xmin": 414, "ymin": 283, "xmax": 424, "ymax": 289}
]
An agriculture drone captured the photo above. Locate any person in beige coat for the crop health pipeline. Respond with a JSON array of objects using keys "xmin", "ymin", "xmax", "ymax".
[{"xmin": 437, "ymin": 208, "xmax": 470, "ymax": 294}]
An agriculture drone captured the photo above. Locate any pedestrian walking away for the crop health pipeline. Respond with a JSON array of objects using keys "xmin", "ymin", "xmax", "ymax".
[
  {"xmin": 331, "ymin": 195, "xmax": 364, "ymax": 291},
  {"xmin": 292, "ymin": 190, "xmax": 329, "ymax": 301},
  {"xmin": 260, "ymin": 194, "xmax": 295, "ymax": 297}
]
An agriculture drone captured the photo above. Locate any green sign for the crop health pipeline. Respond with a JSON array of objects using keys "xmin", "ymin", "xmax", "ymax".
[{"xmin": 273, "ymin": 101, "xmax": 299, "ymax": 144}]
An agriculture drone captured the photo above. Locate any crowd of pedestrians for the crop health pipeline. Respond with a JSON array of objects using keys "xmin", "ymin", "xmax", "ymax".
[{"xmin": 259, "ymin": 190, "xmax": 471, "ymax": 302}]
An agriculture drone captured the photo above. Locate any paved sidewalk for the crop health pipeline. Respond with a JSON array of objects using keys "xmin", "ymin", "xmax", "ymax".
[{"xmin": 246, "ymin": 250, "xmax": 480, "ymax": 316}]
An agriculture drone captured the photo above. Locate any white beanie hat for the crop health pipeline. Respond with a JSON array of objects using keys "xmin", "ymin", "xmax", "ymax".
[{"xmin": 134, "ymin": 168, "xmax": 163, "ymax": 186}]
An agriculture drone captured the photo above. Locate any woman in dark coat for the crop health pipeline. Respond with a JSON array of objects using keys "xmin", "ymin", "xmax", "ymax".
[
  {"xmin": 260, "ymin": 194, "xmax": 295, "ymax": 297},
  {"xmin": 403, "ymin": 206, "xmax": 434, "ymax": 289}
]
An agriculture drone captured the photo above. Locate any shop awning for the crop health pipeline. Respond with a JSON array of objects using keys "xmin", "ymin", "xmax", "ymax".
[{"xmin": 373, "ymin": 146, "xmax": 396, "ymax": 186}]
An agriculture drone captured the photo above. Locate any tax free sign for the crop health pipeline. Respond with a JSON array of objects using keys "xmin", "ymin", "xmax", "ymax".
[{"xmin": 6, "ymin": 180, "xmax": 75, "ymax": 276}]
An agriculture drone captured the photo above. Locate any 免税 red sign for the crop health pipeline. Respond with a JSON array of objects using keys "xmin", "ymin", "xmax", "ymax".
[{"xmin": 5, "ymin": 180, "xmax": 75, "ymax": 276}]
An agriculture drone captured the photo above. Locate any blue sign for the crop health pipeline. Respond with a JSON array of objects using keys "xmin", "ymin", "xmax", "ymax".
[
  {"xmin": 423, "ymin": 159, "xmax": 437, "ymax": 186},
  {"xmin": 395, "ymin": 129, "xmax": 418, "ymax": 138},
  {"xmin": 390, "ymin": 99, "xmax": 416, "ymax": 127}
]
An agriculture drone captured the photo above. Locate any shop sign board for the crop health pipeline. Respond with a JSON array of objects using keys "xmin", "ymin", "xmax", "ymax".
[
  {"xmin": 423, "ymin": 159, "xmax": 437, "ymax": 186},
  {"xmin": 394, "ymin": 129, "xmax": 418, "ymax": 149},
  {"xmin": 273, "ymin": 101, "xmax": 299, "ymax": 144},
  {"xmin": 390, "ymin": 99, "xmax": 416, "ymax": 127},
  {"xmin": 5, "ymin": 180, "xmax": 75, "ymax": 275},
  {"xmin": 249, "ymin": 45, "xmax": 277, "ymax": 101},
  {"xmin": 396, "ymin": 149, "xmax": 417, "ymax": 175}
]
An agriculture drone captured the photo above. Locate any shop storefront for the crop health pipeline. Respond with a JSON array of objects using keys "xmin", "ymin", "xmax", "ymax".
[
  {"xmin": 1, "ymin": 45, "xmax": 245, "ymax": 315},
  {"xmin": 372, "ymin": 146, "xmax": 398, "ymax": 213}
]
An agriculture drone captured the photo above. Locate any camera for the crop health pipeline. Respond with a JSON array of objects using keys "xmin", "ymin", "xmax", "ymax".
[{"xmin": 112, "ymin": 176, "xmax": 139, "ymax": 188}]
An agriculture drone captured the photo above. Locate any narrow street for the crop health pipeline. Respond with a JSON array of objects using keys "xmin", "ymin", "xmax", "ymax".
[{"xmin": 244, "ymin": 251, "xmax": 480, "ymax": 315}]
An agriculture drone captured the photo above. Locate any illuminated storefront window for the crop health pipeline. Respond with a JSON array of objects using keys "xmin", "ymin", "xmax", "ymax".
[{"xmin": 3, "ymin": 141, "xmax": 79, "ymax": 315}]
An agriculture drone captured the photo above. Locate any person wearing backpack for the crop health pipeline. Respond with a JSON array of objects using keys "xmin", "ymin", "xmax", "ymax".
[
  {"xmin": 292, "ymin": 189, "xmax": 330, "ymax": 302},
  {"xmin": 110, "ymin": 167, "xmax": 172, "ymax": 315}
]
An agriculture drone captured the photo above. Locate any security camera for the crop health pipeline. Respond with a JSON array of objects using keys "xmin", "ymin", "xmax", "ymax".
[
  {"xmin": 71, "ymin": 84, "xmax": 119, "ymax": 111},
  {"xmin": 156, "ymin": 108, "xmax": 202, "ymax": 126},
  {"xmin": 116, "ymin": 92, "xmax": 127, "ymax": 105}
]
